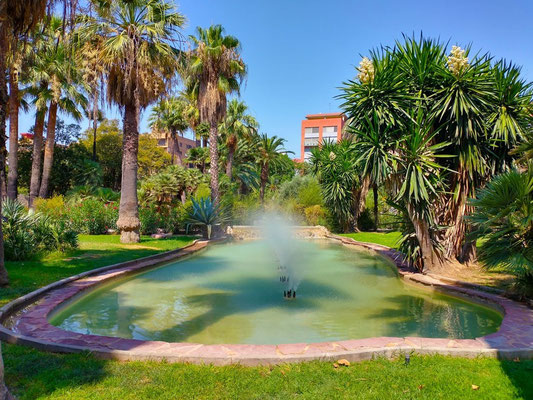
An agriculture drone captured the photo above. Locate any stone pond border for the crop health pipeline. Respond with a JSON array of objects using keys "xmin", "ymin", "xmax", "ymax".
[{"xmin": 0, "ymin": 232, "xmax": 532, "ymax": 366}]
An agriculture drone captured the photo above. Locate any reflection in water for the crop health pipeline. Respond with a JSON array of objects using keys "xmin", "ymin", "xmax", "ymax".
[{"xmin": 50, "ymin": 240, "xmax": 502, "ymax": 344}]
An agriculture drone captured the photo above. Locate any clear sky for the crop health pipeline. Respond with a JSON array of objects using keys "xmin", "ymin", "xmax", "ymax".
[{"xmin": 18, "ymin": 0, "xmax": 533, "ymax": 156}]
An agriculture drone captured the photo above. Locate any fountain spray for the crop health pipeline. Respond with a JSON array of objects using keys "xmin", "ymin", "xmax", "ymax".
[{"xmin": 259, "ymin": 213, "xmax": 302, "ymax": 300}]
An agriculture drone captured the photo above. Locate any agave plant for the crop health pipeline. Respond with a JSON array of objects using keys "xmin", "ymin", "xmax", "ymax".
[{"xmin": 186, "ymin": 197, "xmax": 229, "ymax": 239}]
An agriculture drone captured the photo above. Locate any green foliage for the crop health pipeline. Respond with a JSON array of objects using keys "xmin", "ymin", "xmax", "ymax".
[
  {"xmin": 17, "ymin": 142, "xmax": 96, "ymax": 195},
  {"xmin": 2, "ymin": 199, "xmax": 78, "ymax": 261},
  {"xmin": 470, "ymin": 168, "xmax": 533, "ymax": 297},
  {"xmin": 310, "ymin": 140, "xmax": 361, "ymax": 231},
  {"xmin": 67, "ymin": 198, "xmax": 119, "ymax": 235},
  {"xmin": 187, "ymin": 197, "xmax": 229, "ymax": 239}
]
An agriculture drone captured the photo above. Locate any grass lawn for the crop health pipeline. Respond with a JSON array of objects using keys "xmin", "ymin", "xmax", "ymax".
[
  {"xmin": 1, "ymin": 234, "xmax": 197, "ymax": 308},
  {"xmin": 340, "ymin": 231, "xmax": 403, "ymax": 249},
  {"xmin": 2, "ymin": 234, "xmax": 533, "ymax": 399}
]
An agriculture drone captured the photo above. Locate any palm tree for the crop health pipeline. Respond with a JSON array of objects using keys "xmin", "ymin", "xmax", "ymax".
[
  {"xmin": 310, "ymin": 140, "xmax": 362, "ymax": 232},
  {"xmin": 186, "ymin": 25, "xmax": 246, "ymax": 204},
  {"xmin": 256, "ymin": 134, "xmax": 292, "ymax": 204},
  {"xmin": 349, "ymin": 113, "xmax": 399, "ymax": 230},
  {"xmin": 81, "ymin": 0, "xmax": 185, "ymax": 243},
  {"xmin": 186, "ymin": 146, "xmax": 209, "ymax": 173},
  {"xmin": 149, "ymin": 97, "xmax": 189, "ymax": 165},
  {"xmin": 219, "ymin": 99, "xmax": 258, "ymax": 179},
  {"xmin": 0, "ymin": 2, "xmax": 56, "ymax": 396},
  {"xmin": 38, "ymin": 20, "xmax": 87, "ymax": 198},
  {"xmin": 470, "ymin": 167, "xmax": 533, "ymax": 297}
]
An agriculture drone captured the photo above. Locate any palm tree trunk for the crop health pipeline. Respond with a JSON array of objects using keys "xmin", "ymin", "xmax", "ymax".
[
  {"xmin": 39, "ymin": 101, "xmax": 58, "ymax": 198},
  {"xmin": 91, "ymin": 94, "xmax": 98, "ymax": 161},
  {"xmin": 444, "ymin": 167, "xmax": 476, "ymax": 263},
  {"xmin": 226, "ymin": 145, "xmax": 234, "ymax": 179},
  {"xmin": 0, "ymin": 29, "xmax": 9, "ymax": 287},
  {"xmin": 7, "ymin": 72, "xmax": 18, "ymax": 200},
  {"xmin": 116, "ymin": 102, "xmax": 140, "ymax": 243},
  {"xmin": 373, "ymin": 183, "xmax": 379, "ymax": 231},
  {"xmin": 208, "ymin": 124, "xmax": 220, "ymax": 205},
  {"xmin": 352, "ymin": 175, "xmax": 370, "ymax": 231},
  {"xmin": 260, "ymin": 163, "xmax": 268, "ymax": 204},
  {"xmin": 28, "ymin": 111, "xmax": 45, "ymax": 209},
  {"xmin": 0, "ymin": 342, "xmax": 13, "ymax": 400},
  {"xmin": 407, "ymin": 203, "xmax": 443, "ymax": 272}
]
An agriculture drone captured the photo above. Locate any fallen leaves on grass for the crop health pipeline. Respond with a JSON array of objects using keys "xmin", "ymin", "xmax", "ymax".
[
  {"xmin": 471, "ymin": 385, "xmax": 480, "ymax": 390},
  {"xmin": 337, "ymin": 359, "xmax": 350, "ymax": 367}
]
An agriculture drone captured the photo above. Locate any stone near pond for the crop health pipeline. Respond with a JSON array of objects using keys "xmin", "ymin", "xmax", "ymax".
[{"xmin": 151, "ymin": 233, "xmax": 173, "ymax": 239}]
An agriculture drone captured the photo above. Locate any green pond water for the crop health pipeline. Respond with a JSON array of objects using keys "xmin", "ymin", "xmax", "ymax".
[{"xmin": 50, "ymin": 240, "xmax": 502, "ymax": 344}]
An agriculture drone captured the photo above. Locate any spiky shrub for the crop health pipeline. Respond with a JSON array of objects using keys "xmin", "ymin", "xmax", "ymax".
[
  {"xmin": 470, "ymin": 168, "xmax": 533, "ymax": 298},
  {"xmin": 2, "ymin": 199, "xmax": 37, "ymax": 260},
  {"xmin": 2, "ymin": 199, "xmax": 79, "ymax": 260},
  {"xmin": 186, "ymin": 197, "xmax": 229, "ymax": 239}
]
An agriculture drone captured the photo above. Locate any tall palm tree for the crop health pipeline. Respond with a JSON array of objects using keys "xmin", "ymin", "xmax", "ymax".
[
  {"xmin": 186, "ymin": 25, "xmax": 246, "ymax": 204},
  {"xmin": 38, "ymin": 20, "xmax": 87, "ymax": 198},
  {"xmin": 219, "ymin": 99, "xmax": 258, "ymax": 179},
  {"xmin": 0, "ymin": 2, "xmax": 58, "ymax": 396},
  {"xmin": 81, "ymin": 0, "xmax": 185, "ymax": 243},
  {"xmin": 256, "ymin": 134, "xmax": 292, "ymax": 204},
  {"xmin": 149, "ymin": 97, "xmax": 189, "ymax": 165}
]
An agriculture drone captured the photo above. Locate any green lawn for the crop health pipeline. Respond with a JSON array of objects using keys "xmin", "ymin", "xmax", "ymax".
[
  {"xmin": 1, "ymin": 234, "xmax": 197, "ymax": 308},
  {"xmin": 2, "ymin": 234, "xmax": 533, "ymax": 399},
  {"xmin": 340, "ymin": 231, "xmax": 403, "ymax": 249}
]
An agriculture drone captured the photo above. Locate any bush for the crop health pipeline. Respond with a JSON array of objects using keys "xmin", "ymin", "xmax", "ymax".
[
  {"xmin": 2, "ymin": 199, "xmax": 78, "ymax": 261},
  {"xmin": 470, "ymin": 169, "xmax": 533, "ymax": 298},
  {"xmin": 304, "ymin": 205, "xmax": 327, "ymax": 226},
  {"xmin": 68, "ymin": 198, "xmax": 118, "ymax": 234},
  {"xmin": 3, "ymin": 199, "xmax": 36, "ymax": 260}
]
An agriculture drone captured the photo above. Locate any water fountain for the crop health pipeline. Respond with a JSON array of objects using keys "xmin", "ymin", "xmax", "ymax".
[{"xmin": 260, "ymin": 214, "xmax": 302, "ymax": 299}]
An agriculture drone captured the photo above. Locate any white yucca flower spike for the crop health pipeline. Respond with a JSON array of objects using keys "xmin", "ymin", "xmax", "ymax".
[
  {"xmin": 357, "ymin": 57, "xmax": 375, "ymax": 84},
  {"xmin": 447, "ymin": 45, "xmax": 469, "ymax": 76}
]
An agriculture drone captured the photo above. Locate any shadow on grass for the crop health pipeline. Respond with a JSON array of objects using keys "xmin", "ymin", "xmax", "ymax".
[
  {"xmin": 4, "ymin": 344, "xmax": 109, "ymax": 400},
  {"xmin": 499, "ymin": 359, "xmax": 533, "ymax": 399}
]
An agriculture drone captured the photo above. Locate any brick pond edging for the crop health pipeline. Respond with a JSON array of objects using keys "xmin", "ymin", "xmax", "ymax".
[{"xmin": 0, "ymin": 234, "xmax": 532, "ymax": 366}]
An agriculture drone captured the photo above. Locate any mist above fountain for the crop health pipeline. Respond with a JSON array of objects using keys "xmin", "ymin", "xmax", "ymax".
[{"xmin": 259, "ymin": 214, "xmax": 303, "ymax": 299}]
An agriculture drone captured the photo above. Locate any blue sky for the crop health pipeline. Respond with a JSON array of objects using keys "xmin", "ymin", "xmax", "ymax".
[{"xmin": 18, "ymin": 0, "xmax": 533, "ymax": 156}]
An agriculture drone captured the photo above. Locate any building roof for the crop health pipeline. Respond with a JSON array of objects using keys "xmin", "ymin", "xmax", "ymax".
[{"xmin": 305, "ymin": 112, "xmax": 345, "ymax": 120}]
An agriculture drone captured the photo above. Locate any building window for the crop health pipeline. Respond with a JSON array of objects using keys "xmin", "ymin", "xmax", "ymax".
[
  {"xmin": 304, "ymin": 127, "xmax": 319, "ymax": 138},
  {"xmin": 323, "ymin": 126, "xmax": 338, "ymax": 139}
]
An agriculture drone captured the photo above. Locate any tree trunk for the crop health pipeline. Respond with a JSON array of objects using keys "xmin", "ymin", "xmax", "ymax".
[
  {"xmin": 208, "ymin": 124, "xmax": 220, "ymax": 205},
  {"xmin": 39, "ymin": 101, "xmax": 58, "ymax": 198},
  {"xmin": 92, "ymin": 94, "xmax": 98, "ymax": 161},
  {"xmin": 443, "ymin": 166, "xmax": 476, "ymax": 263},
  {"xmin": 260, "ymin": 163, "xmax": 268, "ymax": 204},
  {"xmin": 116, "ymin": 102, "xmax": 140, "ymax": 243},
  {"xmin": 226, "ymin": 145, "xmax": 234, "ymax": 179},
  {"xmin": 0, "ymin": 342, "xmax": 13, "ymax": 400},
  {"xmin": 352, "ymin": 175, "xmax": 370, "ymax": 231},
  {"xmin": 28, "ymin": 110, "xmax": 45, "ymax": 209},
  {"xmin": 373, "ymin": 183, "xmax": 379, "ymax": 231},
  {"xmin": 6, "ymin": 71, "xmax": 18, "ymax": 200},
  {"xmin": 0, "ymin": 30, "xmax": 8, "ymax": 287},
  {"xmin": 407, "ymin": 203, "xmax": 443, "ymax": 272}
]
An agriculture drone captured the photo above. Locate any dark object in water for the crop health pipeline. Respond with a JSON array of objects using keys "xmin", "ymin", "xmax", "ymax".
[{"xmin": 292, "ymin": 291, "xmax": 296, "ymax": 298}]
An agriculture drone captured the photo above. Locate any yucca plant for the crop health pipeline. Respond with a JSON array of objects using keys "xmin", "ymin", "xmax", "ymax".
[
  {"xmin": 186, "ymin": 197, "xmax": 229, "ymax": 239},
  {"xmin": 470, "ymin": 167, "xmax": 533, "ymax": 298}
]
